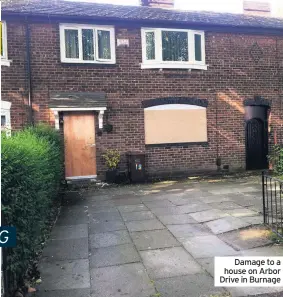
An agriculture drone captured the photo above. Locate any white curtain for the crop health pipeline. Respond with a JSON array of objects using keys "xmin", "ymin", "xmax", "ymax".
[
  {"xmin": 98, "ymin": 30, "xmax": 111, "ymax": 59},
  {"xmin": 146, "ymin": 32, "xmax": 155, "ymax": 60},
  {"xmin": 65, "ymin": 29, "xmax": 79, "ymax": 59}
]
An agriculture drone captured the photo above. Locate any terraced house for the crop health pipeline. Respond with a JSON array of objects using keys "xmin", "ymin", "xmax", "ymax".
[{"xmin": 1, "ymin": 0, "xmax": 283, "ymax": 180}]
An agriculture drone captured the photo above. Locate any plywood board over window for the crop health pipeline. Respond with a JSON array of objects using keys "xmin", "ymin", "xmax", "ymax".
[{"xmin": 144, "ymin": 104, "xmax": 207, "ymax": 145}]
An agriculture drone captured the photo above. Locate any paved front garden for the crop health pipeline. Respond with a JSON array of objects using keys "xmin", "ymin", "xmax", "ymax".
[{"xmin": 35, "ymin": 176, "xmax": 283, "ymax": 297}]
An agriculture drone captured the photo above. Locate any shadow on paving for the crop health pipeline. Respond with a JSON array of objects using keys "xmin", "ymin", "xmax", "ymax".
[{"xmin": 34, "ymin": 176, "xmax": 283, "ymax": 297}]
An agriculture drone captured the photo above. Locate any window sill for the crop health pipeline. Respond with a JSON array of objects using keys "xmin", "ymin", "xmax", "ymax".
[
  {"xmin": 140, "ymin": 63, "xmax": 208, "ymax": 70},
  {"xmin": 61, "ymin": 59, "xmax": 116, "ymax": 65},
  {"xmin": 61, "ymin": 62, "xmax": 117, "ymax": 67},
  {"xmin": 1, "ymin": 59, "xmax": 12, "ymax": 67},
  {"xmin": 146, "ymin": 142, "xmax": 209, "ymax": 148}
]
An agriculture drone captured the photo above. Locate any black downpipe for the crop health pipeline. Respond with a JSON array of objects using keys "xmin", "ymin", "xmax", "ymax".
[
  {"xmin": 25, "ymin": 19, "xmax": 34, "ymax": 125},
  {"xmin": 215, "ymin": 93, "xmax": 221, "ymax": 169},
  {"xmin": 262, "ymin": 171, "xmax": 266, "ymax": 224}
]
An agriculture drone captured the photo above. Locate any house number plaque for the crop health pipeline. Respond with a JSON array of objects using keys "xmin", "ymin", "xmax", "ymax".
[{"xmin": 117, "ymin": 39, "xmax": 129, "ymax": 47}]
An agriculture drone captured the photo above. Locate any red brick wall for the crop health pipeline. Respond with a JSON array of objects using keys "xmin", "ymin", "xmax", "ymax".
[
  {"xmin": 2, "ymin": 20, "xmax": 283, "ymax": 178},
  {"xmin": 1, "ymin": 22, "xmax": 29, "ymax": 130}
]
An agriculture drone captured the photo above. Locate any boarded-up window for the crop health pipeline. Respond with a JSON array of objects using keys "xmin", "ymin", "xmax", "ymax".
[{"xmin": 144, "ymin": 104, "xmax": 207, "ymax": 145}]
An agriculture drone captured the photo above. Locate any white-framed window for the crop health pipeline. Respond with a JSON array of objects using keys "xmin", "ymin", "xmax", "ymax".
[
  {"xmin": 1, "ymin": 101, "xmax": 12, "ymax": 136},
  {"xmin": 1, "ymin": 21, "xmax": 10, "ymax": 66},
  {"xmin": 141, "ymin": 28, "xmax": 207, "ymax": 70},
  {"xmin": 59, "ymin": 24, "xmax": 116, "ymax": 64}
]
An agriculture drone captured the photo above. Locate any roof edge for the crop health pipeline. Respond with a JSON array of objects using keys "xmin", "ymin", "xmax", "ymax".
[{"xmin": 2, "ymin": 12, "xmax": 283, "ymax": 35}]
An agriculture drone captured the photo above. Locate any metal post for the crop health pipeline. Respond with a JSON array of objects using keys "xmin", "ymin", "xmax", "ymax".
[
  {"xmin": 262, "ymin": 171, "xmax": 266, "ymax": 224},
  {"xmin": 275, "ymin": 181, "xmax": 278, "ymax": 235},
  {"xmin": 280, "ymin": 183, "xmax": 283, "ymax": 238}
]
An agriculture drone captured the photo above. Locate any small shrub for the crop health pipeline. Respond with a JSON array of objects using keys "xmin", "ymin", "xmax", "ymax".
[
  {"xmin": 269, "ymin": 145, "xmax": 283, "ymax": 178},
  {"xmin": 102, "ymin": 149, "xmax": 120, "ymax": 170},
  {"xmin": 1, "ymin": 125, "xmax": 63, "ymax": 295}
]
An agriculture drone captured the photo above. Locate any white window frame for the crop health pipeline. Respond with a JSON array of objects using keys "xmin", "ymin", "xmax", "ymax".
[
  {"xmin": 59, "ymin": 23, "xmax": 116, "ymax": 64},
  {"xmin": 1, "ymin": 100, "xmax": 12, "ymax": 136},
  {"xmin": 141, "ymin": 28, "xmax": 207, "ymax": 70},
  {"xmin": 1, "ymin": 21, "xmax": 11, "ymax": 67}
]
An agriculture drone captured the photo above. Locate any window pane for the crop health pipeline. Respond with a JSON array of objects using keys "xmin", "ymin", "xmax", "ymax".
[
  {"xmin": 98, "ymin": 30, "xmax": 111, "ymax": 59},
  {"xmin": 195, "ymin": 34, "xmax": 202, "ymax": 61},
  {"xmin": 0, "ymin": 22, "xmax": 3, "ymax": 57},
  {"xmin": 65, "ymin": 29, "xmax": 79, "ymax": 59},
  {"xmin": 162, "ymin": 31, "xmax": 188, "ymax": 62},
  {"xmin": 146, "ymin": 32, "xmax": 155, "ymax": 60},
  {"xmin": 1, "ymin": 115, "xmax": 6, "ymax": 127},
  {"xmin": 82, "ymin": 29, "xmax": 94, "ymax": 60}
]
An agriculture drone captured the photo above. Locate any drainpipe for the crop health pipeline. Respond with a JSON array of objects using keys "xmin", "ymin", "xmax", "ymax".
[
  {"xmin": 215, "ymin": 93, "xmax": 221, "ymax": 170},
  {"xmin": 25, "ymin": 17, "xmax": 34, "ymax": 125},
  {"xmin": 276, "ymin": 38, "xmax": 283, "ymax": 141}
]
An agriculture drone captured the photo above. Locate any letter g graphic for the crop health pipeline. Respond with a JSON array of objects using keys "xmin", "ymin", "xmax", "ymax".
[{"xmin": 0, "ymin": 230, "xmax": 9, "ymax": 244}]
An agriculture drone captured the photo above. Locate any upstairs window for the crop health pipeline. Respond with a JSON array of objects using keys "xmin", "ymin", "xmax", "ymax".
[
  {"xmin": 1, "ymin": 21, "xmax": 10, "ymax": 66},
  {"xmin": 141, "ymin": 28, "xmax": 206, "ymax": 70},
  {"xmin": 60, "ymin": 24, "xmax": 115, "ymax": 64}
]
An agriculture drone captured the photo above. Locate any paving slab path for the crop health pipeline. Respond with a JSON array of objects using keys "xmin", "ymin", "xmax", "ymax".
[{"xmin": 35, "ymin": 176, "xmax": 283, "ymax": 297}]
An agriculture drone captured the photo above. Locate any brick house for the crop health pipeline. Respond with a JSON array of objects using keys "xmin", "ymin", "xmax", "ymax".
[{"xmin": 1, "ymin": 0, "xmax": 283, "ymax": 180}]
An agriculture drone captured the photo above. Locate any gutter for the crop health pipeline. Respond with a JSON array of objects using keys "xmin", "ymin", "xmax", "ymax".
[{"xmin": 25, "ymin": 18, "xmax": 34, "ymax": 125}]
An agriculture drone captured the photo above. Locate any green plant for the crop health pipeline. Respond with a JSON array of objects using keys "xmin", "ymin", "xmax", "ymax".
[
  {"xmin": 269, "ymin": 229, "xmax": 283, "ymax": 244},
  {"xmin": 269, "ymin": 145, "xmax": 283, "ymax": 178},
  {"xmin": 1, "ymin": 124, "xmax": 63, "ymax": 295},
  {"xmin": 102, "ymin": 149, "xmax": 120, "ymax": 169}
]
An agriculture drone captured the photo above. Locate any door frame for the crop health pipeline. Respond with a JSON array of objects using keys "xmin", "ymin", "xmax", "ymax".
[
  {"xmin": 50, "ymin": 107, "xmax": 106, "ymax": 180},
  {"xmin": 51, "ymin": 107, "xmax": 106, "ymax": 130}
]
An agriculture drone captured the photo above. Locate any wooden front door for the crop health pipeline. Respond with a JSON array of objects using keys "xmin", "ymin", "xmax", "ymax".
[{"xmin": 63, "ymin": 112, "xmax": 97, "ymax": 179}]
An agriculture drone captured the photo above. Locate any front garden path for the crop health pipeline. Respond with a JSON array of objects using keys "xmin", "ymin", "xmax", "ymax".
[{"xmin": 35, "ymin": 175, "xmax": 283, "ymax": 297}]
